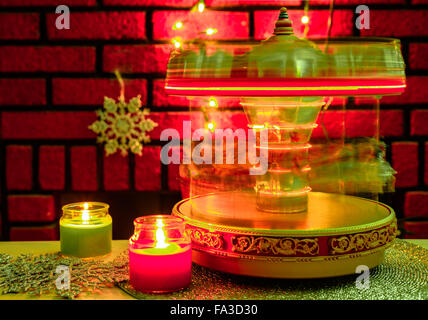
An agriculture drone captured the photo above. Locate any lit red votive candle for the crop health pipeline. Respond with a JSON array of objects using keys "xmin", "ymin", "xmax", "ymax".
[{"xmin": 128, "ymin": 215, "xmax": 192, "ymax": 293}]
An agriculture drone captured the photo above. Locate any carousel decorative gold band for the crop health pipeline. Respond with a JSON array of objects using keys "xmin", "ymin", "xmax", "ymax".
[
  {"xmin": 187, "ymin": 228, "xmax": 225, "ymax": 250},
  {"xmin": 184, "ymin": 220, "xmax": 398, "ymax": 258},
  {"xmin": 191, "ymin": 241, "xmax": 394, "ymax": 263},
  {"xmin": 231, "ymin": 236, "xmax": 319, "ymax": 256},
  {"xmin": 328, "ymin": 222, "xmax": 398, "ymax": 255}
]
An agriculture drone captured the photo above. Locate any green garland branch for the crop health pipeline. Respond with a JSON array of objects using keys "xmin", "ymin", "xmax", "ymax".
[{"xmin": 0, "ymin": 252, "xmax": 129, "ymax": 299}]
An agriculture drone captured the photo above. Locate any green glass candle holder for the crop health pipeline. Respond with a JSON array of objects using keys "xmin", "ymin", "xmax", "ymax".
[{"xmin": 60, "ymin": 202, "xmax": 112, "ymax": 258}]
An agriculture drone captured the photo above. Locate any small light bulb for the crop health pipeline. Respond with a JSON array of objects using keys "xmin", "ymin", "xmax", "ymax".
[
  {"xmin": 207, "ymin": 122, "xmax": 215, "ymax": 131},
  {"xmin": 198, "ymin": 2, "xmax": 205, "ymax": 13},
  {"xmin": 173, "ymin": 21, "xmax": 183, "ymax": 30},
  {"xmin": 301, "ymin": 16, "xmax": 309, "ymax": 24},
  {"xmin": 206, "ymin": 28, "xmax": 217, "ymax": 35},
  {"xmin": 208, "ymin": 97, "xmax": 217, "ymax": 108},
  {"xmin": 172, "ymin": 37, "xmax": 182, "ymax": 48}
]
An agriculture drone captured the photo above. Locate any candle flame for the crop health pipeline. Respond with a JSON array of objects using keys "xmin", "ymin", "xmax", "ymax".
[
  {"xmin": 82, "ymin": 202, "xmax": 90, "ymax": 224},
  {"xmin": 155, "ymin": 218, "xmax": 169, "ymax": 249}
]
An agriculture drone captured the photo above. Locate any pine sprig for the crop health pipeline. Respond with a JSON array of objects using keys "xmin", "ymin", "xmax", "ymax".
[{"xmin": 0, "ymin": 251, "xmax": 129, "ymax": 299}]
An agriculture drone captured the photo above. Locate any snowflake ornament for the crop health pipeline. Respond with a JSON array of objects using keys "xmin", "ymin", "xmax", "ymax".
[{"xmin": 89, "ymin": 95, "xmax": 158, "ymax": 157}]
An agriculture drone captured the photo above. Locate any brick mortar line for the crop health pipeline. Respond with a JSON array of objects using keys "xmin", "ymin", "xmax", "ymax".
[
  {"xmin": 38, "ymin": 11, "xmax": 46, "ymax": 41},
  {"xmin": 95, "ymin": 45, "xmax": 103, "ymax": 73},
  {"xmin": 146, "ymin": 77, "xmax": 154, "ymax": 110},
  {"xmin": 0, "ymin": 140, "xmax": 176, "ymax": 147},
  {"xmin": 1, "ymin": 70, "xmax": 428, "ymax": 75},
  {"xmin": 8, "ymin": 221, "xmax": 60, "ymax": 227},
  {"xmin": 383, "ymin": 136, "xmax": 428, "ymax": 143},
  {"xmin": 403, "ymin": 108, "xmax": 411, "ymax": 138},
  {"xmin": 160, "ymin": 162, "xmax": 169, "ymax": 191},
  {"xmin": 0, "ymin": 129, "xmax": 425, "ymax": 143},
  {"xmin": 402, "ymin": 40, "xmax": 410, "ymax": 77},
  {"xmin": 0, "ymin": 106, "xmax": 246, "ymax": 111},
  {"xmin": 145, "ymin": 8, "xmax": 153, "ymax": 41},
  {"xmin": 1, "ymin": 140, "xmax": 99, "ymax": 145},
  {"xmin": 0, "ymin": 68, "xmax": 427, "ymax": 79},
  {"xmin": 45, "ymin": 75, "xmax": 52, "ymax": 106},
  {"xmin": 1, "ymin": 39, "xmax": 428, "ymax": 46},
  {"xmin": 0, "ymin": 105, "xmax": 426, "ymax": 111},
  {"xmin": 0, "ymin": 73, "xmax": 167, "ymax": 78},
  {"xmin": 1, "ymin": 5, "xmax": 427, "ymax": 11},
  {"xmin": 1, "ymin": 190, "xmax": 58, "ymax": 195},
  {"xmin": 352, "ymin": 8, "xmax": 359, "ymax": 37},
  {"xmin": 395, "ymin": 186, "xmax": 428, "ymax": 192},
  {"xmin": 248, "ymin": 10, "xmax": 254, "ymax": 39},
  {"xmin": 400, "ymin": 217, "xmax": 428, "ymax": 222}
]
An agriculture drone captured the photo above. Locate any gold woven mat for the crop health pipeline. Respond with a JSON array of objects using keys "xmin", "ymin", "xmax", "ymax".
[{"xmin": 117, "ymin": 239, "xmax": 428, "ymax": 300}]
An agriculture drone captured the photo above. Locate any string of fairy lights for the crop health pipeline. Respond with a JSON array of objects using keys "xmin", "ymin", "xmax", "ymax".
[
  {"xmin": 170, "ymin": 1, "xmax": 315, "ymax": 49},
  {"xmin": 167, "ymin": 0, "xmax": 333, "ymax": 131},
  {"xmin": 168, "ymin": 0, "xmax": 219, "ymax": 131},
  {"xmin": 170, "ymin": 0, "xmax": 216, "ymax": 50}
]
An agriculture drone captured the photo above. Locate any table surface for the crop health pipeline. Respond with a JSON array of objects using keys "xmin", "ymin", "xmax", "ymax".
[{"xmin": 0, "ymin": 239, "xmax": 427, "ymax": 300}]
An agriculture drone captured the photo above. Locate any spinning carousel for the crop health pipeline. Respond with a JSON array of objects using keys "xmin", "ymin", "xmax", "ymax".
[{"xmin": 166, "ymin": 8, "xmax": 406, "ymax": 278}]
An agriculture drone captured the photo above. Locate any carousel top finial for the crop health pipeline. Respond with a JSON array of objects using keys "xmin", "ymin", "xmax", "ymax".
[
  {"xmin": 274, "ymin": 7, "xmax": 294, "ymax": 35},
  {"xmin": 279, "ymin": 7, "xmax": 289, "ymax": 18}
]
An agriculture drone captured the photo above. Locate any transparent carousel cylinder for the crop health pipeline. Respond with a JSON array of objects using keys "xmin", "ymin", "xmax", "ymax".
[
  {"xmin": 243, "ymin": 97, "xmax": 325, "ymax": 213},
  {"xmin": 241, "ymin": 8, "xmax": 329, "ymax": 213}
]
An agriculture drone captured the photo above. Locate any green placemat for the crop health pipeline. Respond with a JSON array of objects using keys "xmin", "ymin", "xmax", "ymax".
[{"xmin": 117, "ymin": 239, "xmax": 428, "ymax": 300}]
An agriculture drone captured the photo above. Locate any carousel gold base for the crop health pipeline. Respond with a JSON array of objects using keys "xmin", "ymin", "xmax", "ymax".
[
  {"xmin": 191, "ymin": 245, "xmax": 390, "ymax": 279},
  {"xmin": 172, "ymin": 192, "xmax": 398, "ymax": 279}
]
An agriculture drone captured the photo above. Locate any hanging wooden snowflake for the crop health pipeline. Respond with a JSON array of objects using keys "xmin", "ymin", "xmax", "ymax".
[{"xmin": 89, "ymin": 95, "xmax": 158, "ymax": 156}]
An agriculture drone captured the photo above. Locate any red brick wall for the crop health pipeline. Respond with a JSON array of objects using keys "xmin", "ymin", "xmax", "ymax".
[{"xmin": 0, "ymin": 0, "xmax": 427, "ymax": 240}]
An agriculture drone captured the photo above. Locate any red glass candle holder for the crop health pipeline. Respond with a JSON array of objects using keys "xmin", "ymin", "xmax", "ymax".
[{"xmin": 128, "ymin": 215, "xmax": 192, "ymax": 293}]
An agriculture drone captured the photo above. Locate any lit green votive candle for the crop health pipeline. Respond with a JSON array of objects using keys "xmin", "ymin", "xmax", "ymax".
[{"xmin": 60, "ymin": 202, "xmax": 112, "ymax": 258}]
